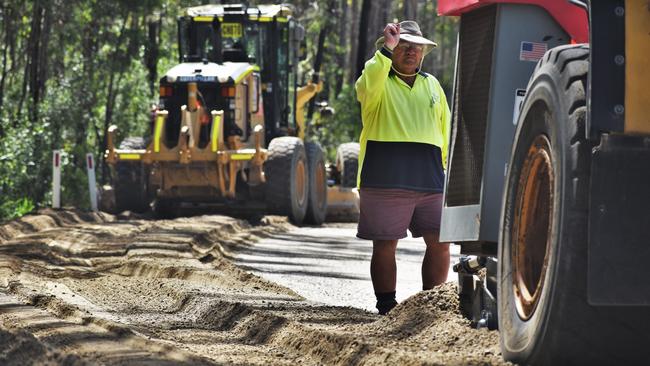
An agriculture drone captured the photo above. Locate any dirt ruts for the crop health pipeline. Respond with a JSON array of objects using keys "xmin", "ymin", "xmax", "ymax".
[{"xmin": 0, "ymin": 209, "xmax": 508, "ymax": 365}]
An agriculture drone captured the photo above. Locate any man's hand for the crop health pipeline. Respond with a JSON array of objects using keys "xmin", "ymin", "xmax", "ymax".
[{"xmin": 383, "ymin": 23, "xmax": 400, "ymax": 51}]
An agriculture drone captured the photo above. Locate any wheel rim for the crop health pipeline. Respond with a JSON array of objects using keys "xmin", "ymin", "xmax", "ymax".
[
  {"xmin": 512, "ymin": 134, "xmax": 554, "ymax": 320},
  {"xmin": 315, "ymin": 162, "xmax": 326, "ymax": 208},
  {"xmin": 295, "ymin": 158, "xmax": 307, "ymax": 207}
]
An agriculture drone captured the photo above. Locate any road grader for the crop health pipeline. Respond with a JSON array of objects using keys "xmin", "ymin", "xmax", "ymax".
[
  {"xmin": 104, "ymin": 3, "xmax": 359, "ymax": 224},
  {"xmin": 438, "ymin": 0, "xmax": 650, "ymax": 364}
]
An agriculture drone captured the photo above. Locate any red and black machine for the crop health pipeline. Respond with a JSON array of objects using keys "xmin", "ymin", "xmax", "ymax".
[{"xmin": 438, "ymin": 0, "xmax": 650, "ymax": 364}]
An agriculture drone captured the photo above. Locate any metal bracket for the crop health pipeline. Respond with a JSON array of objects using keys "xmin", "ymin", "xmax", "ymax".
[{"xmin": 588, "ymin": 0, "xmax": 626, "ymax": 139}]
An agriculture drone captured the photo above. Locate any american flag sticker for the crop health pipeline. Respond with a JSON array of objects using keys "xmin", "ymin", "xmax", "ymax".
[{"xmin": 520, "ymin": 41, "xmax": 548, "ymax": 62}]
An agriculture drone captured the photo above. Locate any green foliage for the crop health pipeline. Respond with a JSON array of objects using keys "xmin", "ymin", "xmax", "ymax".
[
  {"xmin": 0, "ymin": 0, "xmax": 168, "ymax": 219},
  {"xmin": 0, "ymin": 198, "xmax": 35, "ymax": 222},
  {"xmin": 308, "ymin": 84, "xmax": 361, "ymax": 162},
  {"xmin": 0, "ymin": 0, "xmax": 459, "ymax": 221},
  {"xmin": 0, "ymin": 116, "xmax": 46, "ymax": 218}
]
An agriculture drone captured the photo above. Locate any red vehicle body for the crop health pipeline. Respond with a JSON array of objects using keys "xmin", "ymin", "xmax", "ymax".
[
  {"xmin": 436, "ymin": 0, "xmax": 650, "ymax": 364},
  {"xmin": 439, "ymin": 0, "xmax": 588, "ymax": 42}
]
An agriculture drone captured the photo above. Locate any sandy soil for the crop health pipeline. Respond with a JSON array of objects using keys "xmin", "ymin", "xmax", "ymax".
[{"xmin": 0, "ymin": 209, "xmax": 509, "ymax": 365}]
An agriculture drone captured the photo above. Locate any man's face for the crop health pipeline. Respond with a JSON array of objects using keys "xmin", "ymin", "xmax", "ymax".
[{"xmin": 391, "ymin": 41, "xmax": 424, "ymax": 74}]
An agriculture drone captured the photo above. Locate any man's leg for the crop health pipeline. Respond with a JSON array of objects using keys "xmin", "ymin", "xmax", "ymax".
[
  {"xmin": 371, "ymin": 239, "xmax": 399, "ymax": 292},
  {"xmin": 422, "ymin": 232, "xmax": 450, "ymax": 290},
  {"xmin": 371, "ymin": 239, "xmax": 399, "ymax": 314},
  {"xmin": 358, "ymin": 188, "xmax": 416, "ymax": 314}
]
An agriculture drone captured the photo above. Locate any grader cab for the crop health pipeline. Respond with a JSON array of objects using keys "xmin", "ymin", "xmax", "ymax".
[{"xmin": 104, "ymin": 3, "xmax": 348, "ymax": 225}]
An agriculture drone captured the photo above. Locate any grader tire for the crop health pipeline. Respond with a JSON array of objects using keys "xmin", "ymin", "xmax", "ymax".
[
  {"xmin": 499, "ymin": 44, "xmax": 650, "ymax": 365},
  {"xmin": 265, "ymin": 137, "xmax": 308, "ymax": 225},
  {"xmin": 152, "ymin": 199, "xmax": 177, "ymax": 219},
  {"xmin": 304, "ymin": 141, "xmax": 327, "ymax": 225},
  {"xmin": 336, "ymin": 142, "xmax": 359, "ymax": 188},
  {"xmin": 113, "ymin": 137, "xmax": 150, "ymax": 213}
]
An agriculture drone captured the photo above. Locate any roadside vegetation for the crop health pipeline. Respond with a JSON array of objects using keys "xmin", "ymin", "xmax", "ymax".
[{"xmin": 0, "ymin": 0, "xmax": 458, "ymax": 221}]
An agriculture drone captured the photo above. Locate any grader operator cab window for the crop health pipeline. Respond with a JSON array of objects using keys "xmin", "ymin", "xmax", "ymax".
[
  {"xmin": 222, "ymin": 22, "xmax": 261, "ymax": 63},
  {"xmin": 178, "ymin": 17, "xmax": 261, "ymax": 64}
]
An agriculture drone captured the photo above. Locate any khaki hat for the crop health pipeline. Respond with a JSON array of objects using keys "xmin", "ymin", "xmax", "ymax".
[{"xmin": 375, "ymin": 20, "xmax": 437, "ymax": 56}]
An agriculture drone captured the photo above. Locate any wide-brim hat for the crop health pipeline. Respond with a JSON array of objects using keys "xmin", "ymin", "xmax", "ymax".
[{"xmin": 375, "ymin": 20, "xmax": 437, "ymax": 56}]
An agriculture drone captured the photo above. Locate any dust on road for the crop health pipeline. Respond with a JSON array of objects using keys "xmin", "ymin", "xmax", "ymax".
[{"xmin": 0, "ymin": 209, "xmax": 508, "ymax": 365}]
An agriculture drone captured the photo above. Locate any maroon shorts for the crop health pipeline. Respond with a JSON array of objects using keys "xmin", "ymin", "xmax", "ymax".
[{"xmin": 357, "ymin": 188, "xmax": 443, "ymax": 240}]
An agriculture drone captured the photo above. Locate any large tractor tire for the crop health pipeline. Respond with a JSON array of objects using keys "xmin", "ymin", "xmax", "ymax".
[
  {"xmin": 304, "ymin": 141, "xmax": 327, "ymax": 225},
  {"xmin": 499, "ymin": 44, "xmax": 650, "ymax": 365},
  {"xmin": 113, "ymin": 137, "xmax": 150, "ymax": 213},
  {"xmin": 265, "ymin": 137, "xmax": 308, "ymax": 225},
  {"xmin": 335, "ymin": 142, "xmax": 359, "ymax": 188}
]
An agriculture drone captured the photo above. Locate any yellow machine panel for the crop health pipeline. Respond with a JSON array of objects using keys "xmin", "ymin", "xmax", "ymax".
[{"xmin": 625, "ymin": 0, "xmax": 650, "ymax": 134}]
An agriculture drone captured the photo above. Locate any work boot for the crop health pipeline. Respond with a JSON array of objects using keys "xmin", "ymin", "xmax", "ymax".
[
  {"xmin": 375, "ymin": 291, "xmax": 397, "ymax": 315},
  {"xmin": 376, "ymin": 298, "xmax": 398, "ymax": 315}
]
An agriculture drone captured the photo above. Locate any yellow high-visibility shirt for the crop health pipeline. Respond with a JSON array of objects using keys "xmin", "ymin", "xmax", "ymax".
[{"xmin": 355, "ymin": 48, "xmax": 451, "ymax": 191}]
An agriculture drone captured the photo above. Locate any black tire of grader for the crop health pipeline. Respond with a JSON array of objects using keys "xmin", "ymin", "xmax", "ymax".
[
  {"xmin": 152, "ymin": 198, "xmax": 177, "ymax": 219},
  {"xmin": 113, "ymin": 137, "xmax": 150, "ymax": 213},
  {"xmin": 304, "ymin": 141, "xmax": 328, "ymax": 225},
  {"xmin": 336, "ymin": 142, "xmax": 359, "ymax": 188},
  {"xmin": 265, "ymin": 137, "xmax": 309, "ymax": 225},
  {"xmin": 498, "ymin": 44, "xmax": 650, "ymax": 365}
]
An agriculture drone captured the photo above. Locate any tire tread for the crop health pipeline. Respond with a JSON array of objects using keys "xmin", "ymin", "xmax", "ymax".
[{"xmin": 336, "ymin": 143, "xmax": 359, "ymax": 188}]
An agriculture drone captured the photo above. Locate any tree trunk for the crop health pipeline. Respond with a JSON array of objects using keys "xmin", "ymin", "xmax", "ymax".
[
  {"xmin": 100, "ymin": 14, "xmax": 130, "ymax": 182},
  {"xmin": 438, "ymin": 17, "xmax": 446, "ymax": 77},
  {"xmin": 334, "ymin": 0, "xmax": 347, "ymax": 96},
  {"xmin": 7, "ymin": 1, "xmax": 21, "ymax": 85},
  {"xmin": 379, "ymin": 0, "xmax": 393, "ymax": 26},
  {"xmin": 347, "ymin": 0, "xmax": 359, "ymax": 84},
  {"xmin": 0, "ymin": 1, "xmax": 12, "ymax": 130},
  {"xmin": 76, "ymin": 14, "xmax": 101, "ymax": 176},
  {"xmin": 17, "ymin": 2, "xmax": 45, "ymax": 121},
  {"xmin": 27, "ymin": 3, "xmax": 44, "ymax": 114},
  {"xmin": 31, "ymin": 2, "xmax": 52, "ymax": 124},
  {"xmin": 145, "ymin": 17, "xmax": 161, "ymax": 97},
  {"xmin": 307, "ymin": 0, "xmax": 336, "ymax": 119},
  {"xmin": 367, "ymin": 0, "xmax": 380, "ymax": 54},
  {"xmin": 422, "ymin": 0, "xmax": 437, "ymax": 74},
  {"xmin": 403, "ymin": 0, "xmax": 417, "ymax": 20},
  {"xmin": 355, "ymin": 0, "xmax": 373, "ymax": 79},
  {"xmin": 366, "ymin": 0, "xmax": 392, "ymax": 66}
]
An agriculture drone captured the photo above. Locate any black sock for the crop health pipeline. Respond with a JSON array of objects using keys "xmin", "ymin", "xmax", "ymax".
[
  {"xmin": 375, "ymin": 291, "xmax": 397, "ymax": 315},
  {"xmin": 375, "ymin": 291, "xmax": 396, "ymax": 302}
]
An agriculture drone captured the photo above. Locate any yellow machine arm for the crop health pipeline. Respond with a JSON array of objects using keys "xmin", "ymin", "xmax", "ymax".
[{"xmin": 295, "ymin": 80, "xmax": 323, "ymax": 140}]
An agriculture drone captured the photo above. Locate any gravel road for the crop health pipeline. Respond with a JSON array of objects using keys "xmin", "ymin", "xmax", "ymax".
[
  {"xmin": 0, "ymin": 209, "xmax": 507, "ymax": 365},
  {"xmin": 234, "ymin": 223, "xmax": 461, "ymax": 311}
]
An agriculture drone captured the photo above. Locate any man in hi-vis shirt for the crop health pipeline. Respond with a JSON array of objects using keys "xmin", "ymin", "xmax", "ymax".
[{"xmin": 355, "ymin": 21, "xmax": 451, "ymax": 315}]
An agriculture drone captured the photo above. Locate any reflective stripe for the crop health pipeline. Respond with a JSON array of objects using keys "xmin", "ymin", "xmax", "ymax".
[
  {"xmin": 234, "ymin": 66, "xmax": 254, "ymax": 84},
  {"xmin": 194, "ymin": 16, "xmax": 213, "ymax": 22},
  {"xmin": 211, "ymin": 114, "xmax": 221, "ymax": 152},
  {"xmin": 119, "ymin": 154, "xmax": 141, "ymax": 160},
  {"xmin": 231, "ymin": 153, "xmax": 254, "ymax": 160},
  {"xmin": 154, "ymin": 115, "xmax": 164, "ymax": 152},
  {"xmin": 255, "ymin": 16, "xmax": 288, "ymax": 22},
  {"xmin": 193, "ymin": 15, "xmax": 288, "ymax": 23}
]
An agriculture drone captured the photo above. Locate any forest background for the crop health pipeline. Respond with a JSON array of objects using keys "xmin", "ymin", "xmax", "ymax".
[{"xmin": 0, "ymin": 0, "xmax": 458, "ymax": 220}]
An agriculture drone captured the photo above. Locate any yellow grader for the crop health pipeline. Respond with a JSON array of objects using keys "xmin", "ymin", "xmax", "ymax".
[{"xmin": 104, "ymin": 3, "xmax": 358, "ymax": 224}]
